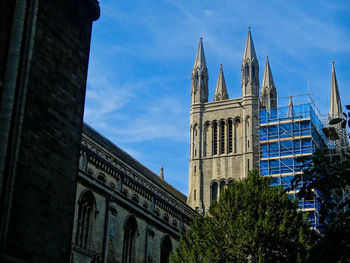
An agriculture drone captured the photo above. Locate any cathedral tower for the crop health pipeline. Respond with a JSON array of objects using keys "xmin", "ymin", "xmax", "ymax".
[{"xmin": 187, "ymin": 29, "xmax": 260, "ymax": 213}]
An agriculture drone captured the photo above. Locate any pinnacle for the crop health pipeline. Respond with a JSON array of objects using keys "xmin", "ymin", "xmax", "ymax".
[
  {"xmin": 243, "ymin": 27, "xmax": 257, "ymax": 61},
  {"xmin": 330, "ymin": 60, "xmax": 342, "ymax": 118},
  {"xmin": 193, "ymin": 37, "xmax": 207, "ymax": 69},
  {"xmin": 214, "ymin": 64, "xmax": 229, "ymax": 101},
  {"xmin": 261, "ymin": 56, "xmax": 275, "ymax": 89}
]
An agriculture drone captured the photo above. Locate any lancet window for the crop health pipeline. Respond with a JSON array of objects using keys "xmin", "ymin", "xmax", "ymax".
[
  {"xmin": 75, "ymin": 191, "xmax": 95, "ymax": 250},
  {"xmin": 228, "ymin": 119, "xmax": 233, "ymax": 153},
  {"xmin": 211, "ymin": 182, "xmax": 218, "ymax": 202},
  {"xmin": 122, "ymin": 216, "xmax": 138, "ymax": 263},
  {"xmin": 160, "ymin": 235, "xmax": 172, "ymax": 263},
  {"xmin": 220, "ymin": 121, "xmax": 225, "ymax": 154},
  {"xmin": 212, "ymin": 122, "xmax": 218, "ymax": 155}
]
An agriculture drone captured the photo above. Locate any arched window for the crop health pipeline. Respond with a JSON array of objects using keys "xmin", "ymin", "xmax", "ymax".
[
  {"xmin": 97, "ymin": 173, "xmax": 106, "ymax": 184},
  {"xmin": 203, "ymin": 122, "xmax": 210, "ymax": 157},
  {"xmin": 87, "ymin": 168, "xmax": 93, "ymax": 176},
  {"xmin": 228, "ymin": 119, "xmax": 233, "ymax": 153},
  {"xmin": 122, "ymin": 189, "xmax": 128, "ymax": 197},
  {"xmin": 122, "ymin": 215, "xmax": 138, "ymax": 263},
  {"xmin": 172, "ymin": 220, "xmax": 178, "ymax": 228},
  {"xmin": 220, "ymin": 180, "xmax": 226, "ymax": 195},
  {"xmin": 246, "ymin": 117, "xmax": 250, "ymax": 151},
  {"xmin": 131, "ymin": 195, "xmax": 139, "ymax": 204},
  {"xmin": 220, "ymin": 121, "xmax": 225, "ymax": 154},
  {"xmin": 234, "ymin": 119, "xmax": 240, "ymax": 153},
  {"xmin": 154, "ymin": 209, "xmax": 160, "ymax": 217},
  {"xmin": 212, "ymin": 122, "xmax": 218, "ymax": 155},
  {"xmin": 75, "ymin": 191, "xmax": 95, "ymax": 250},
  {"xmin": 160, "ymin": 235, "xmax": 172, "ymax": 263},
  {"xmin": 193, "ymin": 124, "xmax": 198, "ymax": 157},
  {"xmin": 142, "ymin": 202, "xmax": 149, "ymax": 210},
  {"xmin": 163, "ymin": 215, "xmax": 169, "ymax": 223},
  {"xmin": 211, "ymin": 182, "xmax": 218, "ymax": 203}
]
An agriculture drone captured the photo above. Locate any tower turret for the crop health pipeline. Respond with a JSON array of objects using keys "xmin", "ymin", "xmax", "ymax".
[
  {"xmin": 214, "ymin": 64, "xmax": 229, "ymax": 101},
  {"xmin": 260, "ymin": 56, "xmax": 277, "ymax": 110},
  {"xmin": 241, "ymin": 27, "xmax": 259, "ymax": 97},
  {"xmin": 191, "ymin": 37, "xmax": 209, "ymax": 104}
]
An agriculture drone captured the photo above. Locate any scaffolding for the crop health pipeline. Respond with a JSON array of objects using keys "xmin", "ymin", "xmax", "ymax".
[{"xmin": 259, "ymin": 94, "xmax": 328, "ymax": 229}]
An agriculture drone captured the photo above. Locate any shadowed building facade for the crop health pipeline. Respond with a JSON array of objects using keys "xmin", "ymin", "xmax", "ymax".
[
  {"xmin": 71, "ymin": 124, "xmax": 196, "ymax": 263},
  {"xmin": 0, "ymin": 1, "xmax": 100, "ymax": 262}
]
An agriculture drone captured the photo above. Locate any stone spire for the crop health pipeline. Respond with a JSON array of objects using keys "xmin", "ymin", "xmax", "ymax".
[
  {"xmin": 241, "ymin": 27, "xmax": 259, "ymax": 97},
  {"xmin": 260, "ymin": 56, "xmax": 277, "ymax": 110},
  {"xmin": 214, "ymin": 64, "xmax": 229, "ymax": 101},
  {"xmin": 193, "ymin": 37, "xmax": 207, "ymax": 69},
  {"xmin": 191, "ymin": 37, "xmax": 209, "ymax": 104},
  {"xmin": 329, "ymin": 60, "xmax": 342, "ymax": 118},
  {"xmin": 243, "ymin": 26, "xmax": 257, "ymax": 61}
]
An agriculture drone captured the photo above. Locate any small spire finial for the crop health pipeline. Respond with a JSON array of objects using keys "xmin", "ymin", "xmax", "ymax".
[
  {"xmin": 220, "ymin": 63, "xmax": 223, "ymax": 68},
  {"xmin": 248, "ymin": 26, "xmax": 251, "ymax": 31},
  {"xmin": 266, "ymin": 56, "xmax": 269, "ymax": 60},
  {"xmin": 200, "ymin": 36, "xmax": 202, "ymax": 40},
  {"xmin": 160, "ymin": 166, "xmax": 164, "ymax": 180}
]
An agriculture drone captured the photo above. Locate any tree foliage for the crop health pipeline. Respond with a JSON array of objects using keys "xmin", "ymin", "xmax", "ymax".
[
  {"xmin": 172, "ymin": 171, "xmax": 316, "ymax": 263},
  {"xmin": 292, "ymin": 150, "xmax": 350, "ymax": 262}
]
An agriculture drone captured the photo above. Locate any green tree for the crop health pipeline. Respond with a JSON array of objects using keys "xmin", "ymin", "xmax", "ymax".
[
  {"xmin": 172, "ymin": 171, "xmax": 316, "ymax": 263},
  {"xmin": 291, "ymin": 104, "xmax": 350, "ymax": 262},
  {"xmin": 292, "ymin": 150, "xmax": 350, "ymax": 262}
]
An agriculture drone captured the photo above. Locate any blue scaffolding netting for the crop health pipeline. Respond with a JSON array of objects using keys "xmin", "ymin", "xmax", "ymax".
[{"xmin": 259, "ymin": 103, "xmax": 328, "ymax": 229}]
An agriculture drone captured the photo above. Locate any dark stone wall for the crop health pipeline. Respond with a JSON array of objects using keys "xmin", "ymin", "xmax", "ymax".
[
  {"xmin": 1, "ymin": 0, "xmax": 99, "ymax": 262},
  {"xmin": 0, "ymin": 0, "xmax": 16, "ymax": 93}
]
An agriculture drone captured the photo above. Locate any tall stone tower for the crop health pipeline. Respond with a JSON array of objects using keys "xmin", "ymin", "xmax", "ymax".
[
  {"xmin": 0, "ymin": 1, "xmax": 99, "ymax": 262},
  {"xmin": 187, "ymin": 28, "xmax": 260, "ymax": 213}
]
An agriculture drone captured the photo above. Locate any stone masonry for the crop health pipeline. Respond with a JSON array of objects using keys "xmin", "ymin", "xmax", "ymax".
[
  {"xmin": 0, "ymin": 1, "xmax": 100, "ymax": 262},
  {"xmin": 187, "ymin": 29, "xmax": 261, "ymax": 213}
]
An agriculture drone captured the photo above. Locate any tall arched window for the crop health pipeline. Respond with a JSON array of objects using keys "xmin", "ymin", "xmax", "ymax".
[
  {"xmin": 246, "ymin": 117, "xmax": 250, "ymax": 151},
  {"xmin": 160, "ymin": 235, "xmax": 173, "ymax": 263},
  {"xmin": 220, "ymin": 121, "xmax": 225, "ymax": 154},
  {"xmin": 122, "ymin": 215, "xmax": 138, "ymax": 263},
  {"xmin": 211, "ymin": 182, "xmax": 218, "ymax": 202},
  {"xmin": 212, "ymin": 122, "xmax": 218, "ymax": 155},
  {"xmin": 203, "ymin": 123, "xmax": 210, "ymax": 157},
  {"xmin": 75, "ymin": 191, "xmax": 95, "ymax": 250},
  {"xmin": 228, "ymin": 119, "xmax": 233, "ymax": 153},
  {"xmin": 220, "ymin": 180, "xmax": 226, "ymax": 196},
  {"xmin": 234, "ymin": 119, "xmax": 240, "ymax": 153},
  {"xmin": 192, "ymin": 124, "xmax": 198, "ymax": 158}
]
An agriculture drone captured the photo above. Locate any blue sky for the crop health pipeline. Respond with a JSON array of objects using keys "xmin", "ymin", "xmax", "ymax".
[{"xmin": 84, "ymin": 0, "xmax": 350, "ymax": 195}]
